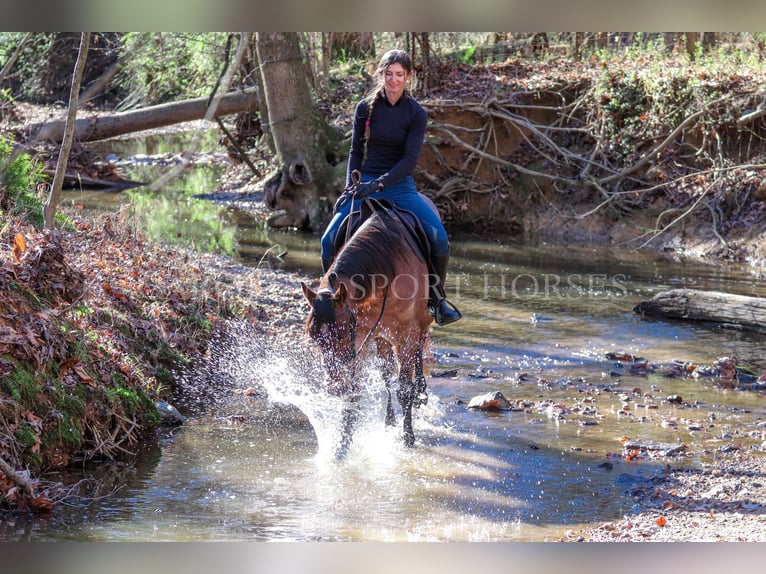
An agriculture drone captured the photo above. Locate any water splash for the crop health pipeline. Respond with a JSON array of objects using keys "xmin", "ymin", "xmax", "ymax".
[{"xmin": 196, "ymin": 321, "xmax": 407, "ymax": 460}]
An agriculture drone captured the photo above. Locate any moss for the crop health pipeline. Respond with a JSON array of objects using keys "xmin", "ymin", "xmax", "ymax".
[
  {"xmin": 0, "ymin": 361, "xmax": 37, "ymax": 403},
  {"xmin": 41, "ymin": 411, "xmax": 84, "ymax": 452},
  {"xmin": 13, "ymin": 421, "xmax": 42, "ymax": 468}
]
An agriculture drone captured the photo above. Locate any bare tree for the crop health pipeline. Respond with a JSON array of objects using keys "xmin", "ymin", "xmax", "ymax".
[
  {"xmin": 0, "ymin": 32, "xmax": 32, "ymax": 86},
  {"xmin": 43, "ymin": 32, "xmax": 90, "ymax": 229}
]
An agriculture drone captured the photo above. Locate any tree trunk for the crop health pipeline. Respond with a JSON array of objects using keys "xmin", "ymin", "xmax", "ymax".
[
  {"xmin": 701, "ymin": 32, "xmax": 718, "ymax": 52},
  {"xmin": 44, "ymin": 32, "xmax": 89, "ymax": 229},
  {"xmin": 634, "ymin": 289, "xmax": 766, "ymax": 334},
  {"xmin": 415, "ymin": 33, "xmax": 431, "ymax": 95},
  {"xmin": 685, "ymin": 32, "xmax": 698, "ymax": 59},
  {"xmin": 26, "ymin": 88, "xmax": 260, "ymax": 143},
  {"xmin": 255, "ymin": 32, "xmax": 344, "ymax": 230}
]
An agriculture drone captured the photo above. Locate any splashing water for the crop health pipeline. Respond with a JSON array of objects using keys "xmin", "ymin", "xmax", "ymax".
[{"xmin": 200, "ymin": 321, "xmax": 413, "ymax": 461}]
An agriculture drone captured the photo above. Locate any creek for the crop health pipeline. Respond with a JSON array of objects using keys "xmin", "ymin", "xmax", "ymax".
[{"xmin": 3, "ymin": 129, "xmax": 765, "ymax": 542}]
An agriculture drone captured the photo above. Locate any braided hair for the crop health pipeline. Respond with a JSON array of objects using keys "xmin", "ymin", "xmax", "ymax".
[{"xmin": 363, "ymin": 49, "xmax": 414, "ymax": 147}]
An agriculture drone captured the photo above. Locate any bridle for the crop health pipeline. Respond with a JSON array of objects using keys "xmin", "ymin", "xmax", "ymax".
[{"xmin": 313, "ymin": 283, "xmax": 389, "ymax": 364}]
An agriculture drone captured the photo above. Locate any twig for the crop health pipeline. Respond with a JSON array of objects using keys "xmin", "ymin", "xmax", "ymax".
[
  {"xmin": 0, "ymin": 456, "xmax": 36, "ymax": 500},
  {"xmin": 737, "ymin": 106, "xmax": 766, "ymax": 126},
  {"xmin": 636, "ymin": 181, "xmax": 715, "ymax": 249},
  {"xmin": 430, "ymin": 122, "xmax": 577, "ymax": 185},
  {"xmin": 598, "ymin": 94, "xmax": 734, "ymax": 186}
]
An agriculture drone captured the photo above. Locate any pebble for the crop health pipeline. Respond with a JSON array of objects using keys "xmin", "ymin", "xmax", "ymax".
[{"xmin": 581, "ymin": 454, "xmax": 766, "ymax": 541}]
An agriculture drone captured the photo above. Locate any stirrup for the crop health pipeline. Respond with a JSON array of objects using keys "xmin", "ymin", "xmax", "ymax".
[{"xmin": 430, "ymin": 298, "xmax": 462, "ymax": 326}]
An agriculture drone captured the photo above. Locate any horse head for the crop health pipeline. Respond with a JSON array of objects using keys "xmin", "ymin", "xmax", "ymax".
[{"xmin": 301, "ymin": 280, "xmax": 359, "ymax": 394}]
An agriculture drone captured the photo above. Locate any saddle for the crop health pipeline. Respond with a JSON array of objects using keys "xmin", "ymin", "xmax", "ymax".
[{"xmin": 333, "ymin": 197, "xmax": 432, "ymax": 268}]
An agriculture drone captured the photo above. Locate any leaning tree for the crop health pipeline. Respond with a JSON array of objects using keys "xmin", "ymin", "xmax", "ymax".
[{"xmin": 255, "ymin": 32, "xmax": 347, "ymax": 230}]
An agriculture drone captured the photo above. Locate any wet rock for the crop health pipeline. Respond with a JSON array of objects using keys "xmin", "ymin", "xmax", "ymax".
[
  {"xmin": 466, "ymin": 366, "xmax": 500, "ymax": 379},
  {"xmin": 467, "ymin": 391, "xmax": 511, "ymax": 411},
  {"xmin": 432, "ymin": 368, "xmax": 459, "ymax": 378},
  {"xmin": 605, "ymin": 351, "xmax": 644, "ymax": 362},
  {"xmin": 623, "ymin": 438, "xmax": 686, "ymax": 457},
  {"xmin": 156, "ymin": 400, "xmax": 187, "ymax": 425}
]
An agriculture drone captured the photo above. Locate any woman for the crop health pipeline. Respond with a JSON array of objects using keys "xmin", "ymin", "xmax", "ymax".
[{"xmin": 320, "ymin": 49, "xmax": 461, "ymax": 326}]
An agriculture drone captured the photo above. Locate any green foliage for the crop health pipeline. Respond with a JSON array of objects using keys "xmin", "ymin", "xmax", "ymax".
[
  {"xmin": 0, "ymin": 360, "xmax": 37, "ymax": 403},
  {"xmin": 13, "ymin": 421, "xmax": 41, "ymax": 466},
  {"xmin": 460, "ymin": 45, "xmax": 476, "ymax": 64},
  {"xmin": 43, "ymin": 382, "xmax": 86, "ymax": 451},
  {"xmin": 592, "ymin": 46, "xmax": 765, "ymax": 167},
  {"xmin": 0, "ymin": 134, "xmax": 45, "ymax": 223},
  {"xmin": 115, "ymin": 33, "xmax": 228, "ymax": 109},
  {"xmin": 0, "ymin": 33, "xmax": 55, "ymax": 102}
]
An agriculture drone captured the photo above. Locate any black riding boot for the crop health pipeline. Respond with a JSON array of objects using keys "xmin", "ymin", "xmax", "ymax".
[
  {"xmin": 322, "ymin": 257, "xmax": 333, "ymax": 275},
  {"xmin": 428, "ymin": 254, "xmax": 461, "ymax": 326}
]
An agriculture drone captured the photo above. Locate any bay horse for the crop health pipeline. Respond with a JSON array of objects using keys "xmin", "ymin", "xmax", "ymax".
[{"xmin": 301, "ymin": 202, "xmax": 433, "ymax": 457}]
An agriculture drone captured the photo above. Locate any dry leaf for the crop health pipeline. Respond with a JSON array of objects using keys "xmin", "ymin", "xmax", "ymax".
[
  {"xmin": 59, "ymin": 358, "xmax": 81, "ymax": 373},
  {"xmin": 13, "ymin": 232, "xmax": 27, "ymax": 262},
  {"xmin": 30, "ymin": 494, "xmax": 53, "ymax": 514},
  {"xmin": 73, "ymin": 364, "xmax": 96, "ymax": 385}
]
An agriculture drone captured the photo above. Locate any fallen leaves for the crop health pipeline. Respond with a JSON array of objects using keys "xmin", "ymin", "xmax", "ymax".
[{"xmin": 13, "ymin": 232, "xmax": 26, "ymax": 262}]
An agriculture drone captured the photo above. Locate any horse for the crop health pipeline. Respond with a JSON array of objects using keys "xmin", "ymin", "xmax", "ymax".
[{"xmin": 301, "ymin": 203, "xmax": 433, "ymax": 457}]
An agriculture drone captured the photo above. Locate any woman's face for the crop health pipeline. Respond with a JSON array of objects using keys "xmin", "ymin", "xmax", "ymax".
[{"xmin": 384, "ymin": 62, "xmax": 410, "ymax": 100}]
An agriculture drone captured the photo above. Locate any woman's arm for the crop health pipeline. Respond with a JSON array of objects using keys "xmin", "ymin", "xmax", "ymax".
[{"xmin": 345, "ymin": 100, "xmax": 368, "ymax": 188}]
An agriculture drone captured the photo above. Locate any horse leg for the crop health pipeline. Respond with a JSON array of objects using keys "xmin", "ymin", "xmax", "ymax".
[
  {"xmin": 336, "ymin": 393, "xmax": 360, "ymax": 460},
  {"xmin": 396, "ymin": 362, "xmax": 416, "ymax": 447},
  {"xmin": 413, "ymin": 335, "xmax": 428, "ymax": 407},
  {"xmin": 376, "ymin": 338, "xmax": 397, "ymax": 426}
]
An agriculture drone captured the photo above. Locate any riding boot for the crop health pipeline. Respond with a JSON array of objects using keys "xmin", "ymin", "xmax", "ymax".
[
  {"xmin": 321, "ymin": 257, "xmax": 333, "ymax": 275},
  {"xmin": 428, "ymin": 254, "xmax": 462, "ymax": 326}
]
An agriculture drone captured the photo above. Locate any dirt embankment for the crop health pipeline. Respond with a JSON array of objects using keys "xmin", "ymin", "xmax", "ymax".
[{"xmin": 410, "ymin": 59, "xmax": 766, "ymax": 270}]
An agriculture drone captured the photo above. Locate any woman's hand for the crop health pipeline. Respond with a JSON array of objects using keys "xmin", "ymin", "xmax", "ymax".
[
  {"xmin": 333, "ymin": 190, "xmax": 353, "ymax": 213},
  {"xmin": 353, "ymin": 179, "xmax": 383, "ymax": 199}
]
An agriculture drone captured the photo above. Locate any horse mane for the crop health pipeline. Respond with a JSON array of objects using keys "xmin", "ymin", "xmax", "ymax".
[{"xmin": 332, "ymin": 209, "xmax": 408, "ymax": 298}]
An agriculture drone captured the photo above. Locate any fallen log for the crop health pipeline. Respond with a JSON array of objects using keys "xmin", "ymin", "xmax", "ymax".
[
  {"xmin": 41, "ymin": 169, "xmax": 143, "ymax": 190},
  {"xmin": 634, "ymin": 288, "xmax": 766, "ymax": 334},
  {"xmin": 25, "ymin": 88, "xmax": 259, "ymax": 144}
]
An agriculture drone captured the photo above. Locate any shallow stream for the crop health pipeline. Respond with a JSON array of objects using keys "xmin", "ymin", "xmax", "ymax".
[{"xmin": 3, "ymin": 129, "xmax": 765, "ymax": 541}]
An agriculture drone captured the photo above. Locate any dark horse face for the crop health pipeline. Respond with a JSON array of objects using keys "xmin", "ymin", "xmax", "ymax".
[{"xmin": 301, "ymin": 281, "xmax": 358, "ymax": 394}]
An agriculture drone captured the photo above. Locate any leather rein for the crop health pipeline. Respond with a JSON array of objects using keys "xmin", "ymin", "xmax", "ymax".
[{"xmin": 317, "ymin": 282, "xmax": 389, "ymax": 361}]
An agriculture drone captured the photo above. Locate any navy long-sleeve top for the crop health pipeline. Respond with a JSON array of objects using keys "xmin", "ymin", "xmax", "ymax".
[{"xmin": 345, "ymin": 91, "xmax": 427, "ymax": 189}]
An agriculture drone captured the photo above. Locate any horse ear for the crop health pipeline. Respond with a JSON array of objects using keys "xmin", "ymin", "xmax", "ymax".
[
  {"xmin": 301, "ymin": 282, "xmax": 317, "ymax": 305},
  {"xmin": 334, "ymin": 282, "xmax": 348, "ymax": 307}
]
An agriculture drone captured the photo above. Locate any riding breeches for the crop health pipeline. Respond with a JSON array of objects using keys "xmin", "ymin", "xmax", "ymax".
[{"xmin": 321, "ymin": 175, "xmax": 450, "ymax": 261}]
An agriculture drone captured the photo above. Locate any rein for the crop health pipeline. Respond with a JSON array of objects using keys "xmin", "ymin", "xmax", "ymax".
[{"xmin": 353, "ymin": 287, "xmax": 389, "ymax": 357}]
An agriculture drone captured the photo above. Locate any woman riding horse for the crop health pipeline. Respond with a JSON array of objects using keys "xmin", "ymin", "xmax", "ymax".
[
  {"xmin": 320, "ymin": 49, "xmax": 461, "ymax": 326},
  {"xmin": 303, "ymin": 207, "xmax": 432, "ymax": 454}
]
